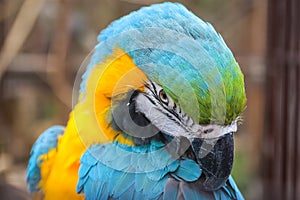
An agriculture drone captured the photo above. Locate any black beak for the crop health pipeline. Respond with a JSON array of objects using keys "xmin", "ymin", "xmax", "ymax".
[{"xmin": 191, "ymin": 133, "xmax": 234, "ymax": 191}]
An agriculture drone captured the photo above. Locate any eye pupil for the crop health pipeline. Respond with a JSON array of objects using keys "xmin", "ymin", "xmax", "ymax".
[{"xmin": 159, "ymin": 89, "xmax": 169, "ymax": 104}]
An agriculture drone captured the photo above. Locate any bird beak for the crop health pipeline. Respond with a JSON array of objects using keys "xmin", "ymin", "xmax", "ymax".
[{"xmin": 191, "ymin": 133, "xmax": 234, "ymax": 191}]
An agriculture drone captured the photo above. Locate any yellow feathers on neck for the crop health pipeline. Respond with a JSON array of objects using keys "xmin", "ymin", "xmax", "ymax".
[{"xmin": 73, "ymin": 48, "xmax": 147, "ymax": 146}]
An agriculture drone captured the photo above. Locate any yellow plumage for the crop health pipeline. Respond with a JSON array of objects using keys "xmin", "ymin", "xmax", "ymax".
[
  {"xmin": 39, "ymin": 112, "xmax": 85, "ymax": 200},
  {"xmin": 37, "ymin": 49, "xmax": 147, "ymax": 199}
]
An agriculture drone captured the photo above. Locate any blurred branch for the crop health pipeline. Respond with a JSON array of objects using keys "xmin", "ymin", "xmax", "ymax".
[
  {"xmin": 45, "ymin": 0, "xmax": 73, "ymax": 108},
  {"xmin": 0, "ymin": 0, "xmax": 45, "ymax": 80}
]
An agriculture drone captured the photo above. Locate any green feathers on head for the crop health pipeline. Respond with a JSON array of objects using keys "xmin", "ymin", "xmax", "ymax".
[{"xmin": 151, "ymin": 52, "xmax": 246, "ymax": 126}]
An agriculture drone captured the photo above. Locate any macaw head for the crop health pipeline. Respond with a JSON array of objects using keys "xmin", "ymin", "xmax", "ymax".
[{"xmin": 74, "ymin": 3, "xmax": 246, "ymax": 191}]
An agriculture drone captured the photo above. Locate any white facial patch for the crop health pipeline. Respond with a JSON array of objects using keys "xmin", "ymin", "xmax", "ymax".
[
  {"xmin": 134, "ymin": 93, "xmax": 189, "ymax": 137},
  {"xmin": 188, "ymin": 120, "xmax": 238, "ymax": 139}
]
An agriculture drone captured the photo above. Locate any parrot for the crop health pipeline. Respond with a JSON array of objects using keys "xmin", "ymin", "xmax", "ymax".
[{"xmin": 27, "ymin": 2, "xmax": 246, "ymax": 200}]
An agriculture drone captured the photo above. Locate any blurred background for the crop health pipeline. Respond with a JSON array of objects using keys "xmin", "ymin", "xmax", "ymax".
[{"xmin": 0, "ymin": 0, "xmax": 298, "ymax": 199}]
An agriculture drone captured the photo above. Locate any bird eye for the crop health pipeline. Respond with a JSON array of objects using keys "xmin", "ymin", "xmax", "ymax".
[{"xmin": 159, "ymin": 89, "xmax": 169, "ymax": 104}]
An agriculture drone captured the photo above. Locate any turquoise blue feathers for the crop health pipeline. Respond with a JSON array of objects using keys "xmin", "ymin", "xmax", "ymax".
[{"xmin": 77, "ymin": 141, "xmax": 243, "ymax": 200}]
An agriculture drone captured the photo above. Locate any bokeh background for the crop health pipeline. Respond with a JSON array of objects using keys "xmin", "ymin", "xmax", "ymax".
[{"xmin": 0, "ymin": 0, "xmax": 299, "ymax": 199}]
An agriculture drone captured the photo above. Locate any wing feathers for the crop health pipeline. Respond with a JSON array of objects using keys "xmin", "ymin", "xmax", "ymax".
[{"xmin": 26, "ymin": 126, "xmax": 65, "ymax": 192}]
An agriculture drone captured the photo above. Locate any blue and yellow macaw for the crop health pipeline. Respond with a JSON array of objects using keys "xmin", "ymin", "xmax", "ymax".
[{"xmin": 27, "ymin": 2, "xmax": 246, "ymax": 200}]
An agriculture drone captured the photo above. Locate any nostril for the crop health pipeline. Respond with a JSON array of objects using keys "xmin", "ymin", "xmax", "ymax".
[{"xmin": 203, "ymin": 128, "xmax": 214, "ymax": 134}]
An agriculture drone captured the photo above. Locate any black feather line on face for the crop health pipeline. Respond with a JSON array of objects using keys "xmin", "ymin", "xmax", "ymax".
[
  {"xmin": 145, "ymin": 80, "xmax": 189, "ymax": 128},
  {"xmin": 109, "ymin": 89, "xmax": 163, "ymax": 146}
]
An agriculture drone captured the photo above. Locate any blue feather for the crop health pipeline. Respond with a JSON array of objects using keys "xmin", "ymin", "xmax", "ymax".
[
  {"xmin": 172, "ymin": 159, "xmax": 202, "ymax": 182},
  {"xmin": 227, "ymin": 176, "xmax": 244, "ymax": 200},
  {"xmin": 214, "ymin": 190, "xmax": 230, "ymax": 200},
  {"xmin": 163, "ymin": 178, "xmax": 179, "ymax": 200},
  {"xmin": 112, "ymin": 171, "xmax": 135, "ymax": 198},
  {"xmin": 26, "ymin": 125, "xmax": 64, "ymax": 192},
  {"xmin": 119, "ymin": 185, "xmax": 135, "ymax": 200},
  {"xmin": 180, "ymin": 182, "xmax": 206, "ymax": 200}
]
